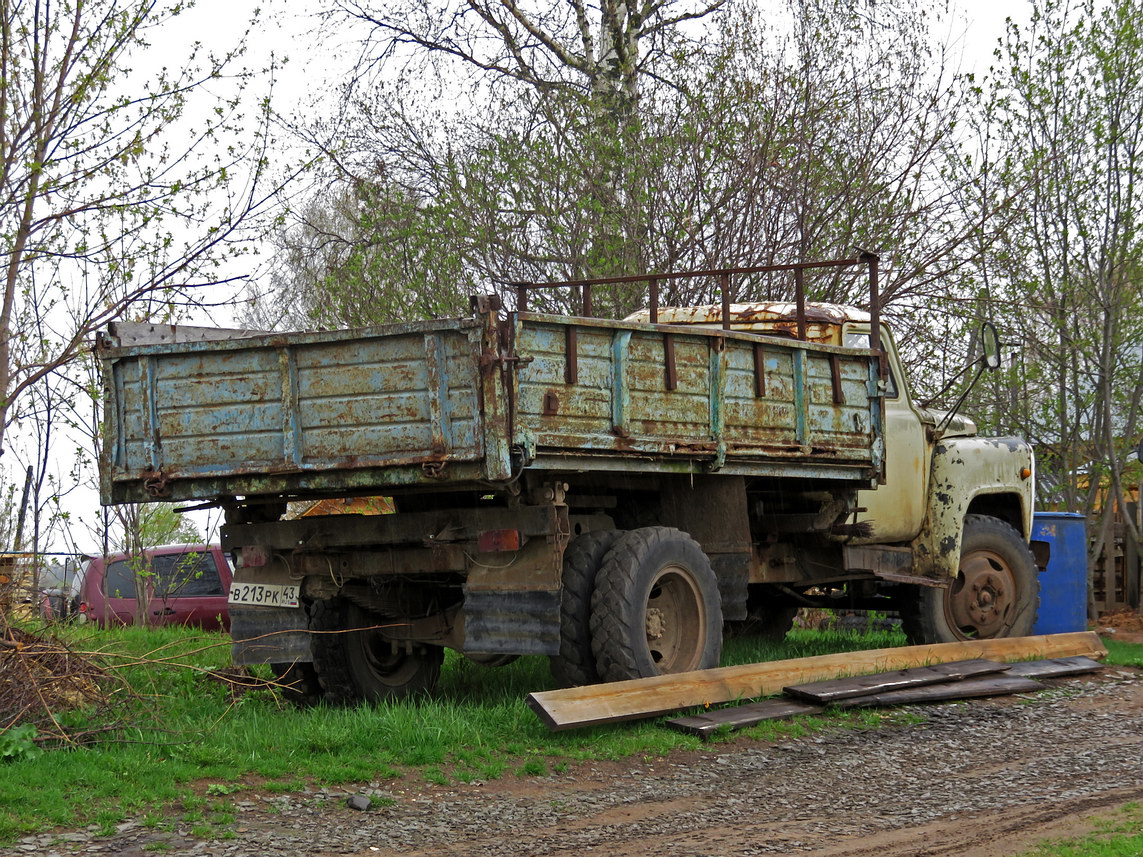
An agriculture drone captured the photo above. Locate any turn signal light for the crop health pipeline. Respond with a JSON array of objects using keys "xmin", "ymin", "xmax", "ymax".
[
  {"xmin": 1020, "ymin": 467, "xmax": 1032, "ymax": 479},
  {"xmin": 477, "ymin": 529, "xmax": 523, "ymax": 553}
]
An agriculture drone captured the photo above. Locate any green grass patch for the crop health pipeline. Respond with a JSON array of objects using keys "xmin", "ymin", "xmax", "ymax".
[
  {"xmin": 1103, "ymin": 638, "xmax": 1143, "ymax": 668},
  {"xmin": 1018, "ymin": 802, "xmax": 1143, "ymax": 856},
  {"xmin": 0, "ymin": 623, "xmax": 902, "ymax": 839},
  {"xmin": 5, "ymin": 621, "xmax": 1135, "ymax": 845}
]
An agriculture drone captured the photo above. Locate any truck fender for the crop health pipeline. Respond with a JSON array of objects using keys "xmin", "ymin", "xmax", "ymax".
[{"xmin": 910, "ymin": 436, "xmax": 1035, "ymax": 579}]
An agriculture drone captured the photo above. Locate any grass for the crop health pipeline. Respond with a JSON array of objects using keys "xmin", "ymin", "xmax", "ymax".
[
  {"xmin": 1019, "ymin": 802, "xmax": 1143, "ymax": 856},
  {"xmin": 1102, "ymin": 638, "xmax": 1143, "ymax": 668},
  {"xmin": 0, "ymin": 621, "xmax": 1138, "ymax": 846}
]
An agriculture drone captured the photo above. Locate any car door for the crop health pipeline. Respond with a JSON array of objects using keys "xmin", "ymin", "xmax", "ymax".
[
  {"xmin": 150, "ymin": 547, "xmax": 229, "ymax": 630},
  {"xmin": 101, "ymin": 556, "xmax": 145, "ymax": 625}
]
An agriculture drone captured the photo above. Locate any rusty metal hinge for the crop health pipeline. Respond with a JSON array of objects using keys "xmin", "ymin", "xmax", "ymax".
[
  {"xmin": 143, "ymin": 471, "xmax": 170, "ymax": 498},
  {"xmin": 479, "ymin": 351, "xmax": 535, "ymax": 372}
]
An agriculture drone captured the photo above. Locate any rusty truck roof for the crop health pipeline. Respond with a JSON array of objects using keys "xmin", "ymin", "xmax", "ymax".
[
  {"xmin": 625, "ymin": 302, "xmax": 871, "ymax": 326},
  {"xmin": 624, "ymin": 302, "xmax": 871, "ymax": 345}
]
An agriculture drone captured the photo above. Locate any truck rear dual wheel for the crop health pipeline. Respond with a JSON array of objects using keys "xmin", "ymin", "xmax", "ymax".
[
  {"xmin": 589, "ymin": 527, "xmax": 723, "ymax": 682},
  {"xmin": 311, "ymin": 598, "xmax": 443, "ymax": 704},
  {"xmin": 900, "ymin": 514, "xmax": 1039, "ymax": 644},
  {"xmin": 549, "ymin": 530, "xmax": 622, "ymax": 688}
]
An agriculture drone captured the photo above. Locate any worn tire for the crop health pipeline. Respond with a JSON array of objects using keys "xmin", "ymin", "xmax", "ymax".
[
  {"xmin": 549, "ymin": 530, "xmax": 621, "ymax": 688},
  {"xmin": 342, "ymin": 602, "xmax": 443, "ymax": 702},
  {"xmin": 900, "ymin": 514, "xmax": 1039, "ymax": 644},
  {"xmin": 309, "ymin": 597, "xmax": 358, "ymax": 705},
  {"xmin": 589, "ymin": 527, "xmax": 723, "ymax": 682},
  {"xmin": 270, "ymin": 661, "xmax": 323, "ymax": 707},
  {"xmin": 312, "ymin": 598, "xmax": 443, "ymax": 704}
]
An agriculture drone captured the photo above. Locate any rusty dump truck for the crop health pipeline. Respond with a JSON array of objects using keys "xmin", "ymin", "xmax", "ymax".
[{"xmin": 97, "ymin": 256, "xmax": 1039, "ymax": 704}]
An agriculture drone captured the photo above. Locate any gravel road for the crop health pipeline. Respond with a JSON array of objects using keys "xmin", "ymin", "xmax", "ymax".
[{"xmin": 14, "ymin": 665, "xmax": 1143, "ymax": 857}]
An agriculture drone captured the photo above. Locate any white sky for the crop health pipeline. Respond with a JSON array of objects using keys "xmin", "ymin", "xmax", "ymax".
[{"xmin": 19, "ymin": 0, "xmax": 1037, "ymax": 554}]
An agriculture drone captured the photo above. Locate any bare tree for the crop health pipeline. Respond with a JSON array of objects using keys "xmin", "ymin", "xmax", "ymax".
[
  {"xmin": 0, "ymin": 0, "xmax": 284, "ymax": 461},
  {"xmin": 330, "ymin": 0, "xmax": 726, "ymax": 120},
  {"xmin": 261, "ymin": 0, "xmax": 985, "ymax": 333}
]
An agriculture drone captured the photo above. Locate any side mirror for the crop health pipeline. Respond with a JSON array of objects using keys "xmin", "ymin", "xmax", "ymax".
[
  {"xmin": 981, "ymin": 321, "xmax": 1001, "ymax": 370},
  {"xmin": 923, "ymin": 320, "xmax": 1003, "ymax": 433}
]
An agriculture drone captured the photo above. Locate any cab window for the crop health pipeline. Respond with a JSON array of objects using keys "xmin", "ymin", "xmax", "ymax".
[{"xmin": 842, "ymin": 330, "xmax": 899, "ymax": 399}]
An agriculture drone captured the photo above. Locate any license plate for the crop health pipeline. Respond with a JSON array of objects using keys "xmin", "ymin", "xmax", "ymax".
[{"xmin": 228, "ymin": 582, "xmax": 300, "ymax": 608}]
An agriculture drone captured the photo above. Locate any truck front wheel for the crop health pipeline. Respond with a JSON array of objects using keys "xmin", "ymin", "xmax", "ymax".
[
  {"xmin": 901, "ymin": 514, "xmax": 1039, "ymax": 643},
  {"xmin": 589, "ymin": 527, "xmax": 723, "ymax": 682}
]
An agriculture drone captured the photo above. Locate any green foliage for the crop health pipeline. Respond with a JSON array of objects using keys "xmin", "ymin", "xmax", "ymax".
[
  {"xmin": 131, "ymin": 505, "xmax": 203, "ymax": 549},
  {"xmin": 0, "ymin": 0, "xmax": 281, "ymax": 462},
  {"xmin": 0, "ymin": 726, "xmax": 41, "ymax": 764},
  {"xmin": 966, "ymin": 0, "xmax": 1143, "ymax": 524}
]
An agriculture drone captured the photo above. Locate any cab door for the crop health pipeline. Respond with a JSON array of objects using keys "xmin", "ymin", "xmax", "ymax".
[{"xmin": 851, "ymin": 325, "xmax": 930, "ymax": 542}]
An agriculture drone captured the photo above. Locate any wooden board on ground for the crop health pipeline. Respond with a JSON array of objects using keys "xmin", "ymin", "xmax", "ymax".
[
  {"xmin": 1004, "ymin": 656, "xmax": 1104, "ymax": 679},
  {"xmin": 665, "ymin": 699, "xmax": 823, "ymax": 739},
  {"xmin": 526, "ymin": 632, "xmax": 1107, "ymax": 731},
  {"xmin": 783, "ymin": 658, "xmax": 1009, "ymax": 704},
  {"xmin": 830, "ymin": 673, "xmax": 1046, "ymax": 708}
]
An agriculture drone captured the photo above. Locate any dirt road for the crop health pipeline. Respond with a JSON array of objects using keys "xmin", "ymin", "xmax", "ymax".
[{"xmin": 27, "ymin": 657, "xmax": 1140, "ymax": 857}]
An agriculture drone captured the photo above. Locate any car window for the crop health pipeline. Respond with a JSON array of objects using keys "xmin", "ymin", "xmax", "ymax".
[
  {"xmin": 152, "ymin": 551, "xmax": 223, "ymax": 598},
  {"xmin": 104, "ymin": 559, "xmax": 138, "ymax": 599}
]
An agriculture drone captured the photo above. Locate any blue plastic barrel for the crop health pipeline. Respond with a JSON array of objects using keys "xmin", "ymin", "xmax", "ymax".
[{"xmin": 1030, "ymin": 512, "xmax": 1088, "ymax": 635}]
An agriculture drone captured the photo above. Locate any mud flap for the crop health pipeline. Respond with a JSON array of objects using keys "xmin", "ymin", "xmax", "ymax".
[
  {"xmin": 463, "ymin": 588, "xmax": 561, "ymax": 655},
  {"xmin": 230, "ymin": 605, "xmax": 312, "ymax": 665}
]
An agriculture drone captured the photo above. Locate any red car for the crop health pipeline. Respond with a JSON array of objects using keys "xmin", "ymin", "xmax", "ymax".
[{"xmin": 73, "ymin": 544, "xmax": 233, "ymax": 630}]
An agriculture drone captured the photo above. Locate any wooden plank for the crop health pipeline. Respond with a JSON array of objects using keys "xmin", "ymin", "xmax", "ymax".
[
  {"xmin": 666, "ymin": 699, "xmax": 823, "ymax": 739},
  {"xmin": 525, "ymin": 631, "xmax": 1107, "ymax": 731},
  {"xmin": 831, "ymin": 674, "xmax": 1046, "ymax": 709},
  {"xmin": 783, "ymin": 658, "xmax": 1009, "ymax": 704},
  {"xmin": 1004, "ymin": 656, "xmax": 1104, "ymax": 679}
]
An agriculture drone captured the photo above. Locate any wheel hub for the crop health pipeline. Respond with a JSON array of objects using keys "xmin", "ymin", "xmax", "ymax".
[
  {"xmin": 645, "ymin": 607, "xmax": 665, "ymax": 640},
  {"xmin": 948, "ymin": 550, "xmax": 1017, "ymax": 638},
  {"xmin": 644, "ymin": 565, "xmax": 706, "ymax": 671}
]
